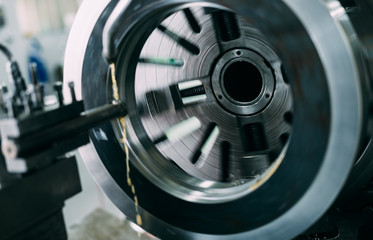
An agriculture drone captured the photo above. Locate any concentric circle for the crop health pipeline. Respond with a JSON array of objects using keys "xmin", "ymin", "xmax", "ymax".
[
  {"xmin": 64, "ymin": 0, "xmax": 366, "ymax": 239},
  {"xmin": 211, "ymin": 48, "xmax": 276, "ymax": 115}
]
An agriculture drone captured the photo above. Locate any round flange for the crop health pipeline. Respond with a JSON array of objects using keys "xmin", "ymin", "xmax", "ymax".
[
  {"xmin": 211, "ymin": 48, "xmax": 275, "ymax": 115},
  {"xmin": 64, "ymin": 0, "xmax": 365, "ymax": 239}
]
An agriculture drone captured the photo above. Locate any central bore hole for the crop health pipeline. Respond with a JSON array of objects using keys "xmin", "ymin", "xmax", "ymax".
[{"xmin": 223, "ymin": 61, "xmax": 263, "ymax": 102}]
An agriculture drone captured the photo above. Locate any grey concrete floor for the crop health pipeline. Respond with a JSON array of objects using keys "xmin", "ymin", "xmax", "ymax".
[{"xmin": 68, "ymin": 208, "xmax": 158, "ymax": 240}]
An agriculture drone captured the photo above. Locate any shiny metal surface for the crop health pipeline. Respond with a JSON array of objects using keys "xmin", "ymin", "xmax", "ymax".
[
  {"xmin": 63, "ymin": 0, "xmax": 111, "ymax": 103},
  {"xmin": 133, "ymin": 7, "xmax": 292, "ymax": 187},
  {"xmin": 64, "ymin": 0, "xmax": 371, "ymax": 239}
]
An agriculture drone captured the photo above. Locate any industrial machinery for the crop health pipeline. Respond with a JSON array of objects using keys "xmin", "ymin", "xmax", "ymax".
[
  {"xmin": 0, "ymin": 44, "xmax": 127, "ymax": 239},
  {"xmin": 63, "ymin": 0, "xmax": 373, "ymax": 239},
  {"xmin": 1, "ymin": 0, "xmax": 373, "ymax": 239}
]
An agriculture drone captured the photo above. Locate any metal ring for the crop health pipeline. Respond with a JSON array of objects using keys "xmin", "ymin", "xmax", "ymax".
[{"xmin": 64, "ymin": 0, "xmax": 363, "ymax": 239}]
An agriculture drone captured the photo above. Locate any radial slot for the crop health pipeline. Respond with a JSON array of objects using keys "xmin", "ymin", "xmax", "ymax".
[
  {"xmin": 241, "ymin": 122, "xmax": 268, "ymax": 153},
  {"xmin": 183, "ymin": 8, "xmax": 201, "ymax": 33},
  {"xmin": 170, "ymin": 79, "xmax": 207, "ymax": 109},
  {"xmin": 284, "ymin": 111, "xmax": 293, "ymax": 124},
  {"xmin": 281, "ymin": 64, "xmax": 290, "ymax": 84},
  {"xmin": 212, "ymin": 10, "xmax": 240, "ymax": 42},
  {"xmin": 145, "ymin": 90, "xmax": 169, "ymax": 115},
  {"xmin": 241, "ymin": 154, "xmax": 271, "ymax": 177},
  {"xmin": 203, "ymin": 7, "xmax": 215, "ymax": 15},
  {"xmin": 157, "ymin": 25, "xmax": 200, "ymax": 55},
  {"xmin": 280, "ymin": 132, "xmax": 290, "ymax": 146},
  {"xmin": 221, "ymin": 141, "xmax": 231, "ymax": 182},
  {"xmin": 138, "ymin": 57, "xmax": 184, "ymax": 67},
  {"xmin": 170, "ymin": 159, "xmax": 187, "ymax": 173},
  {"xmin": 191, "ymin": 123, "xmax": 220, "ymax": 167},
  {"xmin": 153, "ymin": 117, "xmax": 201, "ymax": 144}
]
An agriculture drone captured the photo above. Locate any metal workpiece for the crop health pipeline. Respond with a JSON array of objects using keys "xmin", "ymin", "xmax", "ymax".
[{"xmin": 65, "ymin": 0, "xmax": 372, "ymax": 239}]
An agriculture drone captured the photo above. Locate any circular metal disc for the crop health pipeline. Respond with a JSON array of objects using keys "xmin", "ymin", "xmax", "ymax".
[{"xmin": 64, "ymin": 0, "xmax": 363, "ymax": 239}]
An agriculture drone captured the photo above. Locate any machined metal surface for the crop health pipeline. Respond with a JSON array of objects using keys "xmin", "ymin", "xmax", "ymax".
[
  {"xmin": 65, "ymin": 0, "xmax": 372, "ymax": 239},
  {"xmin": 133, "ymin": 7, "xmax": 292, "ymax": 185}
]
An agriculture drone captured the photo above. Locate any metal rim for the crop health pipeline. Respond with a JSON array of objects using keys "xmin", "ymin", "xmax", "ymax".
[{"xmin": 64, "ymin": 0, "xmax": 363, "ymax": 239}]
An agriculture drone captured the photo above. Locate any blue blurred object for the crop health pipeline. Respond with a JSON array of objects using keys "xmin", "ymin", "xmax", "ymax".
[{"xmin": 28, "ymin": 38, "xmax": 49, "ymax": 84}]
